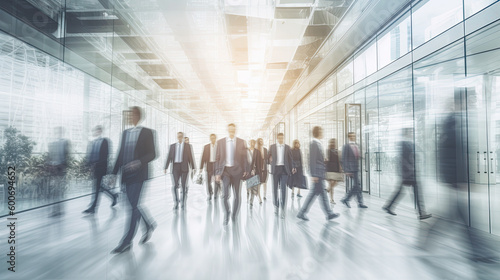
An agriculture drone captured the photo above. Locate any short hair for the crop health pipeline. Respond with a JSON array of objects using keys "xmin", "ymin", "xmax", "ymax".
[
  {"xmin": 177, "ymin": 132, "xmax": 184, "ymax": 136},
  {"xmin": 184, "ymin": 137, "xmax": 189, "ymax": 139},
  {"xmin": 130, "ymin": 106, "xmax": 143, "ymax": 121},
  {"xmin": 228, "ymin": 123, "xmax": 236, "ymax": 128},
  {"xmin": 312, "ymin": 126, "xmax": 322, "ymax": 138},
  {"xmin": 277, "ymin": 132, "xmax": 284, "ymax": 137},
  {"xmin": 93, "ymin": 125, "xmax": 103, "ymax": 132},
  {"xmin": 210, "ymin": 134, "xmax": 216, "ymax": 138},
  {"xmin": 348, "ymin": 132, "xmax": 356, "ymax": 136},
  {"xmin": 292, "ymin": 139, "xmax": 300, "ymax": 149}
]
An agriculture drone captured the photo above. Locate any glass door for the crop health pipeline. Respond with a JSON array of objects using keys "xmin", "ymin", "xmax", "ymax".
[{"xmin": 365, "ymin": 83, "xmax": 380, "ymax": 196}]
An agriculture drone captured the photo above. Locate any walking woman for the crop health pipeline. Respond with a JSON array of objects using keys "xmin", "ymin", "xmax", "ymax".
[
  {"xmin": 326, "ymin": 138, "xmax": 343, "ymax": 204},
  {"xmin": 257, "ymin": 138, "xmax": 269, "ymax": 200},
  {"xmin": 290, "ymin": 139, "xmax": 304, "ymax": 198},
  {"xmin": 248, "ymin": 139, "xmax": 264, "ymax": 207}
]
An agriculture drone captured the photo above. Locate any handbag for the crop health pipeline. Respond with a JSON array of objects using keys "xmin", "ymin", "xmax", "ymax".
[
  {"xmin": 326, "ymin": 172, "xmax": 344, "ymax": 182},
  {"xmin": 195, "ymin": 173, "xmax": 203, "ymax": 185},
  {"xmin": 245, "ymin": 175, "xmax": 261, "ymax": 189}
]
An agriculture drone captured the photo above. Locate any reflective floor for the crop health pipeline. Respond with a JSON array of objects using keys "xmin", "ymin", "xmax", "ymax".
[{"xmin": 2, "ymin": 177, "xmax": 500, "ymax": 280}]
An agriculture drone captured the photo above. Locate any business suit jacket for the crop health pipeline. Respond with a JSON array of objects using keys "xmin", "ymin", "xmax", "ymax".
[
  {"xmin": 309, "ymin": 140, "xmax": 326, "ymax": 179},
  {"xmin": 341, "ymin": 143, "xmax": 360, "ymax": 173},
  {"xmin": 200, "ymin": 143, "xmax": 216, "ymax": 171},
  {"xmin": 214, "ymin": 137, "xmax": 248, "ymax": 176},
  {"xmin": 87, "ymin": 137, "xmax": 109, "ymax": 178},
  {"xmin": 112, "ymin": 127, "xmax": 156, "ymax": 184},
  {"xmin": 268, "ymin": 144, "xmax": 293, "ymax": 175},
  {"xmin": 400, "ymin": 140, "xmax": 416, "ymax": 184},
  {"xmin": 165, "ymin": 142, "xmax": 195, "ymax": 173}
]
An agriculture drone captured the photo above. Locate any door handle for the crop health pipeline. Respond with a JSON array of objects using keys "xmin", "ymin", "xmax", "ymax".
[
  {"xmin": 490, "ymin": 151, "xmax": 494, "ymax": 174},
  {"xmin": 477, "ymin": 152, "xmax": 480, "ymax": 173},
  {"xmin": 365, "ymin": 152, "xmax": 368, "ymax": 172},
  {"xmin": 484, "ymin": 151, "xmax": 487, "ymax": 174}
]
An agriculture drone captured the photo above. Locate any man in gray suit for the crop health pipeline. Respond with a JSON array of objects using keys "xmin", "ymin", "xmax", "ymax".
[
  {"xmin": 383, "ymin": 128, "xmax": 431, "ymax": 219},
  {"xmin": 297, "ymin": 126, "xmax": 339, "ymax": 221},
  {"xmin": 215, "ymin": 123, "xmax": 249, "ymax": 225},
  {"xmin": 268, "ymin": 132, "xmax": 293, "ymax": 218},
  {"xmin": 340, "ymin": 132, "xmax": 368, "ymax": 208}
]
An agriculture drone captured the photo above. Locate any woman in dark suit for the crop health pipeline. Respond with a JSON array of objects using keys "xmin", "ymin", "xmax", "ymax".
[
  {"xmin": 326, "ymin": 138, "xmax": 343, "ymax": 204},
  {"xmin": 290, "ymin": 139, "xmax": 304, "ymax": 198},
  {"xmin": 248, "ymin": 139, "xmax": 263, "ymax": 207},
  {"xmin": 257, "ymin": 138, "xmax": 268, "ymax": 200}
]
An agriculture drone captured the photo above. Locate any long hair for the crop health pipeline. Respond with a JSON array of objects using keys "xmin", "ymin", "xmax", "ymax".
[
  {"xmin": 328, "ymin": 138, "xmax": 337, "ymax": 150},
  {"xmin": 292, "ymin": 139, "xmax": 300, "ymax": 150}
]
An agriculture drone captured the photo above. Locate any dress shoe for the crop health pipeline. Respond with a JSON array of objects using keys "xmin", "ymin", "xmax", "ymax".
[
  {"xmin": 140, "ymin": 222, "xmax": 157, "ymax": 244},
  {"xmin": 207, "ymin": 196, "xmax": 212, "ymax": 201},
  {"xmin": 111, "ymin": 194, "xmax": 118, "ymax": 207},
  {"xmin": 223, "ymin": 212, "xmax": 230, "ymax": 225},
  {"xmin": 111, "ymin": 243, "xmax": 131, "ymax": 254},
  {"xmin": 82, "ymin": 208, "xmax": 95, "ymax": 215},
  {"xmin": 264, "ymin": 196, "xmax": 267, "ymax": 200},
  {"xmin": 280, "ymin": 211, "xmax": 285, "ymax": 219},
  {"xmin": 249, "ymin": 203, "xmax": 253, "ymax": 209},
  {"xmin": 297, "ymin": 194, "xmax": 302, "ymax": 198},
  {"xmin": 358, "ymin": 204, "xmax": 368, "ymax": 208},
  {"xmin": 341, "ymin": 199, "xmax": 351, "ymax": 208},
  {"xmin": 173, "ymin": 203, "xmax": 179, "ymax": 210},
  {"xmin": 327, "ymin": 213, "xmax": 340, "ymax": 220},
  {"xmin": 274, "ymin": 206, "xmax": 279, "ymax": 215},
  {"xmin": 419, "ymin": 213, "xmax": 432, "ymax": 220},
  {"xmin": 382, "ymin": 206, "xmax": 397, "ymax": 215},
  {"xmin": 297, "ymin": 213, "xmax": 309, "ymax": 221}
]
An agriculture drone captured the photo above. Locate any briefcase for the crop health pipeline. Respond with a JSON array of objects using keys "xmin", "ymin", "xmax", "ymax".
[{"xmin": 245, "ymin": 175, "xmax": 261, "ymax": 189}]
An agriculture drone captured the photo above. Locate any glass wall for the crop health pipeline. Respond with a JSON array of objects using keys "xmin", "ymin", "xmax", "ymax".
[{"xmin": 280, "ymin": 0, "xmax": 500, "ymax": 235}]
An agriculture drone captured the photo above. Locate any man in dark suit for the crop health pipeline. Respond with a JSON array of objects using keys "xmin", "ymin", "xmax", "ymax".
[
  {"xmin": 200, "ymin": 134, "xmax": 221, "ymax": 201},
  {"xmin": 340, "ymin": 132, "xmax": 368, "ymax": 208},
  {"xmin": 165, "ymin": 132, "xmax": 196, "ymax": 210},
  {"xmin": 111, "ymin": 106, "xmax": 157, "ymax": 254},
  {"xmin": 297, "ymin": 126, "xmax": 339, "ymax": 221},
  {"xmin": 83, "ymin": 125, "xmax": 117, "ymax": 214},
  {"xmin": 215, "ymin": 123, "xmax": 249, "ymax": 225},
  {"xmin": 383, "ymin": 128, "xmax": 431, "ymax": 219},
  {"xmin": 268, "ymin": 132, "xmax": 293, "ymax": 218}
]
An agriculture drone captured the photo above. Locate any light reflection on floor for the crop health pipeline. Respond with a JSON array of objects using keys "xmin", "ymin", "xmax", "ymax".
[{"xmin": 2, "ymin": 176, "xmax": 499, "ymax": 280}]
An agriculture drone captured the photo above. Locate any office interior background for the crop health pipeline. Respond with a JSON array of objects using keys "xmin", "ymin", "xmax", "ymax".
[{"xmin": 1, "ymin": 0, "xmax": 500, "ymax": 279}]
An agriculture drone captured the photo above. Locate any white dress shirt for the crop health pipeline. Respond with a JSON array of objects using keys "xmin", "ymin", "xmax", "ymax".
[
  {"xmin": 175, "ymin": 142, "xmax": 184, "ymax": 163},
  {"xmin": 276, "ymin": 143, "xmax": 285, "ymax": 166},
  {"xmin": 225, "ymin": 137, "xmax": 236, "ymax": 167},
  {"xmin": 210, "ymin": 143, "xmax": 216, "ymax": 163}
]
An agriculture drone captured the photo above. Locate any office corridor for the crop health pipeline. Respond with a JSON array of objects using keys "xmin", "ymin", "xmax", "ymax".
[{"xmin": 2, "ymin": 176, "xmax": 499, "ymax": 280}]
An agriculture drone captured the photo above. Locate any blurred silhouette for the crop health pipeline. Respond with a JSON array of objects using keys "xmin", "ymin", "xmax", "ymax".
[
  {"xmin": 268, "ymin": 132, "xmax": 293, "ymax": 218},
  {"xmin": 290, "ymin": 139, "xmax": 305, "ymax": 198},
  {"xmin": 257, "ymin": 138, "xmax": 269, "ymax": 201},
  {"xmin": 248, "ymin": 139, "xmax": 263, "ymax": 207},
  {"xmin": 383, "ymin": 128, "xmax": 431, "ymax": 220},
  {"xmin": 200, "ymin": 134, "xmax": 221, "ymax": 201},
  {"xmin": 214, "ymin": 123, "xmax": 249, "ymax": 225},
  {"xmin": 325, "ymin": 138, "xmax": 343, "ymax": 204},
  {"xmin": 47, "ymin": 126, "xmax": 70, "ymax": 217},
  {"xmin": 340, "ymin": 132, "xmax": 368, "ymax": 208},
  {"xmin": 83, "ymin": 125, "xmax": 117, "ymax": 215},
  {"xmin": 184, "ymin": 136, "xmax": 197, "ymax": 181},
  {"xmin": 297, "ymin": 126, "xmax": 339, "ymax": 221},
  {"xmin": 165, "ymin": 132, "xmax": 195, "ymax": 210},
  {"xmin": 111, "ymin": 106, "xmax": 157, "ymax": 254}
]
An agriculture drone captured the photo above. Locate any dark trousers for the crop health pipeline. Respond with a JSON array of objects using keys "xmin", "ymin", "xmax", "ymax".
[
  {"xmin": 221, "ymin": 166, "xmax": 243, "ymax": 219},
  {"xmin": 206, "ymin": 162, "xmax": 221, "ymax": 198},
  {"xmin": 89, "ymin": 173, "xmax": 115, "ymax": 210},
  {"xmin": 121, "ymin": 180, "xmax": 153, "ymax": 245},
  {"xmin": 272, "ymin": 166, "xmax": 288, "ymax": 209},
  {"xmin": 299, "ymin": 177, "xmax": 333, "ymax": 217},
  {"xmin": 343, "ymin": 171, "xmax": 363, "ymax": 204},
  {"xmin": 386, "ymin": 181, "xmax": 426, "ymax": 215},
  {"xmin": 171, "ymin": 163, "xmax": 188, "ymax": 206}
]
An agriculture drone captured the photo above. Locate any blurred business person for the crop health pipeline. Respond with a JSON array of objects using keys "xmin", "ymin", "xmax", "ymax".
[
  {"xmin": 215, "ymin": 123, "xmax": 249, "ymax": 225},
  {"xmin": 268, "ymin": 132, "xmax": 293, "ymax": 218},
  {"xmin": 248, "ymin": 139, "xmax": 263, "ymax": 207},
  {"xmin": 290, "ymin": 139, "xmax": 304, "ymax": 198},
  {"xmin": 165, "ymin": 132, "xmax": 195, "ymax": 210},
  {"xmin": 297, "ymin": 126, "xmax": 339, "ymax": 221},
  {"xmin": 325, "ymin": 138, "xmax": 343, "ymax": 205},
  {"xmin": 200, "ymin": 134, "xmax": 220, "ymax": 201},
  {"xmin": 257, "ymin": 138, "xmax": 269, "ymax": 200},
  {"xmin": 383, "ymin": 128, "xmax": 431, "ymax": 219},
  {"xmin": 184, "ymin": 136, "xmax": 197, "ymax": 182},
  {"xmin": 110, "ymin": 106, "xmax": 157, "ymax": 254},
  {"xmin": 83, "ymin": 125, "xmax": 117, "ymax": 214},
  {"xmin": 340, "ymin": 132, "xmax": 368, "ymax": 209},
  {"xmin": 47, "ymin": 126, "xmax": 70, "ymax": 217}
]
